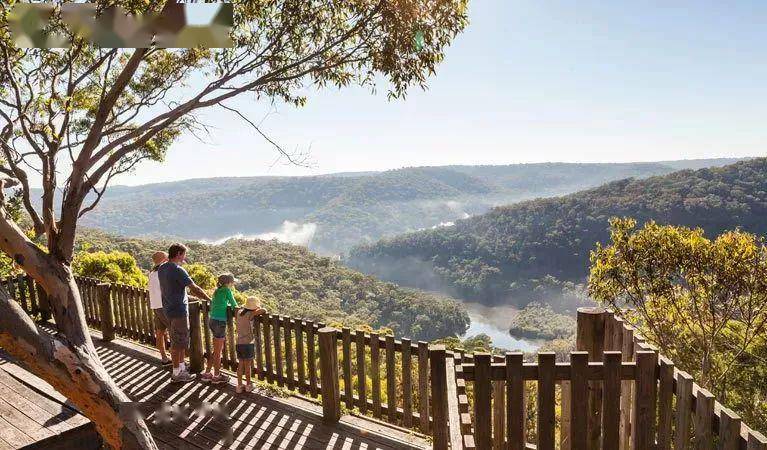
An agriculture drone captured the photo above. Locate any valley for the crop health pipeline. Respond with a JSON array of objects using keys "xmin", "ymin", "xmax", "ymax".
[
  {"xmin": 460, "ymin": 302, "xmax": 540, "ymax": 352},
  {"xmin": 347, "ymin": 158, "xmax": 767, "ymax": 306},
  {"xmin": 69, "ymin": 159, "xmax": 740, "ymax": 255},
  {"xmin": 70, "ymin": 157, "xmax": 752, "ymax": 348},
  {"xmin": 73, "ymin": 229, "xmax": 470, "ymax": 342}
]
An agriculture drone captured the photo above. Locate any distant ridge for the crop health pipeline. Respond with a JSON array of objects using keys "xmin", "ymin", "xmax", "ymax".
[
  {"xmin": 57, "ymin": 158, "xmax": 745, "ymax": 254},
  {"xmin": 346, "ymin": 157, "xmax": 767, "ymax": 305},
  {"xmin": 103, "ymin": 157, "xmax": 747, "ymax": 188}
]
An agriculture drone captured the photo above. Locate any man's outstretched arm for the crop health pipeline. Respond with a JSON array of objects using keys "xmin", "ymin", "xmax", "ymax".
[{"xmin": 188, "ymin": 283, "xmax": 211, "ymax": 302}]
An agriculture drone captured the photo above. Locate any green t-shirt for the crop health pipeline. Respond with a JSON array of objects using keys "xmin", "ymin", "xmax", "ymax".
[{"xmin": 209, "ymin": 286, "xmax": 238, "ymax": 321}]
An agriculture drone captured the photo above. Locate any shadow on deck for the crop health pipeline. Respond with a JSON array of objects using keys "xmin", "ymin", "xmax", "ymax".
[
  {"xmin": 0, "ymin": 351, "xmax": 98, "ymax": 450},
  {"xmin": 94, "ymin": 332, "xmax": 430, "ymax": 450}
]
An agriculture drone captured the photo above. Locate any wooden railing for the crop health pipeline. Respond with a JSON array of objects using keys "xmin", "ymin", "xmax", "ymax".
[
  {"xmin": 600, "ymin": 309, "xmax": 767, "ymax": 450},
  {"xmin": 71, "ymin": 277, "xmax": 437, "ymax": 435},
  {"xmin": 3, "ymin": 275, "xmax": 767, "ymax": 450},
  {"xmin": 445, "ymin": 308, "xmax": 767, "ymax": 450},
  {"xmin": 192, "ymin": 303, "xmax": 435, "ymax": 432},
  {"xmin": 0, "ymin": 273, "xmax": 51, "ymax": 322}
]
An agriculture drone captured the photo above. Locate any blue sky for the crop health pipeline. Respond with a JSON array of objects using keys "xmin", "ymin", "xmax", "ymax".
[{"xmin": 125, "ymin": 0, "xmax": 766, "ymax": 185}]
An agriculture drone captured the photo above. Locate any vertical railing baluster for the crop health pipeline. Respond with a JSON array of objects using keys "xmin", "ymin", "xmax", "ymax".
[
  {"xmin": 342, "ymin": 328, "xmax": 353, "ymax": 409},
  {"xmin": 356, "ymin": 329, "xmax": 367, "ymax": 413}
]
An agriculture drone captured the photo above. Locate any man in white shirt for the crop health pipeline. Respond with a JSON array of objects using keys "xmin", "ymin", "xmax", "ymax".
[{"xmin": 149, "ymin": 251, "xmax": 171, "ymax": 366}]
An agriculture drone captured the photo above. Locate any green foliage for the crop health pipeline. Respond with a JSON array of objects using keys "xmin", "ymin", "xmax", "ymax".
[
  {"xmin": 348, "ymin": 158, "xmax": 767, "ymax": 306},
  {"xmin": 589, "ymin": 218, "xmax": 767, "ymax": 429},
  {"xmin": 72, "ymin": 250, "xmax": 147, "ymax": 287},
  {"xmin": 0, "ymin": 0, "xmax": 469, "ymax": 181},
  {"xmin": 75, "ymin": 228, "xmax": 469, "ymax": 341},
  {"xmin": 185, "ymin": 263, "xmax": 216, "ymax": 292},
  {"xmin": 0, "ymin": 191, "xmax": 25, "ymax": 278},
  {"xmin": 508, "ymin": 302, "xmax": 576, "ymax": 341},
  {"xmin": 433, "ymin": 334, "xmax": 496, "ymax": 354},
  {"xmin": 72, "ymin": 161, "xmax": 737, "ymax": 255},
  {"xmin": 537, "ymin": 338, "xmax": 575, "ymax": 362}
]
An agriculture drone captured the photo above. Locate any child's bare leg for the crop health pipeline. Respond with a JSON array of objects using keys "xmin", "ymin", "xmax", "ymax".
[
  {"xmin": 212, "ymin": 338, "xmax": 224, "ymax": 376},
  {"xmin": 156, "ymin": 330, "xmax": 169, "ymax": 361},
  {"xmin": 204, "ymin": 351, "xmax": 212, "ymax": 374},
  {"xmin": 237, "ymin": 361, "xmax": 244, "ymax": 387},
  {"xmin": 245, "ymin": 360, "xmax": 252, "ymax": 386}
]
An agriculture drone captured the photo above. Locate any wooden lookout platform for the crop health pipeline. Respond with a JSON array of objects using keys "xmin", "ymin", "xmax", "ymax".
[
  {"xmin": 0, "ymin": 351, "xmax": 97, "ymax": 449},
  {"xmin": 94, "ymin": 329, "xmax": 429, "ymax": 449},
  {"xmin": 4, "ymin": 325, "xmax": 429, "ymax": 449},
  {"xmin": 1, "ymin": 274, "xmax": 766, "ymax": 449}
]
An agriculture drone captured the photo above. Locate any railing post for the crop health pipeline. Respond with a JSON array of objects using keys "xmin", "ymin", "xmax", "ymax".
[
  {"xmin": 474, "ymin": 352, "xmax": 493, "ymax": 450},
  {"xmin": 418, "ymin": 341, "xmax": 430, "ymax": 434},
  {"xmin": 429, "ymin": 345, "xmax": 449, "ymax": 450},
  {"xmin": 188, "ymin": 301, "xmax": 204, "ymax": 373},
  {"xmin": 693, "ymin": 388, "xmax": 714, "ymax": 450},
  {"xmin": 620, "ymin": 324, "xmax": 636, "ymax": 450},
  {"xmin": 577, "ymin": 306, "xmax": 607, "ymax": 450},
  {"xmin": 318, "ymin": 327, "xmax": 341, "ymax": 424},
  {"xmin": 748, "ymin": 431, "xmax": 767, "ymax": 450},
  {"xmin": 97, "ymin": 283, "xmax": 115, "ymax": 341},
  {"xmin": 633, "ymin": 350, "xmax": 658, "ymax": 450}
]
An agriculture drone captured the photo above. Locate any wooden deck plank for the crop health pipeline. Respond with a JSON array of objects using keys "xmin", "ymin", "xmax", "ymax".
[
  {"xmin": 0, "ymin": 390, "xmax": 53, "ymax": 442},
  {"xmin": 0, "ymin": 356, "xmax": 92, "ymax": 441},
  {"xmin": 0, "ymin": 324, "xmax": 429, "ymax": 450},
  {"xmin": 0, "ymin": 357, "xmax": 75, "ymax": 409},
  {"xmin": 0, "ymin": 376, "xmax": 68, "ymax": 438},
  {"xmin": 0, "ymin": 436, "xmax": 12, "ymax": 450},
  {"xmin": 92, "ymin": 332, "xmax": 429, "ymax": 450},
  {"xmin": 0, "ymin": 416, "xmax": 34, "ymax": 448},
  {"xmin": 132, "ymin": 381, "xmax": 421, "ymax": 450}
]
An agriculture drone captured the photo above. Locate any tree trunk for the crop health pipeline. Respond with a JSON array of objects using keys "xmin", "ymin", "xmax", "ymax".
[
  {"xmin": 0, "ymin": 276, "xmax": 157, "ymax": 449},
  {"xmin": 0, "ymin": 214, "xmax": 157, "ymax": 449}
]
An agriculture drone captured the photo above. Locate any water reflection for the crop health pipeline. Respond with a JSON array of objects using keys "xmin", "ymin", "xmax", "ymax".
[{"xmin": 461, "ymin": 302, "xmax": 540, "ymax": 353}]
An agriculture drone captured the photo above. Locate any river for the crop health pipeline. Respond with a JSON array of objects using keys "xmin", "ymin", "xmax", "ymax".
[{"xmin": 460, "ymin": 301, "xmax": 541, "ymax": 353}]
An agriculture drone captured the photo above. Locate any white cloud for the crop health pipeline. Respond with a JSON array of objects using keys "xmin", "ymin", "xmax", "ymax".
[
  {"xmin": 201, "ymin": 221, "xmax": 318, "ymax": 246},
  {"xmin": 433, "ymin": 221, "xmax": 455, "ymax": 228},
  {"xmin": 416, "ymin": 221, "xmax": 456, "ymax": 231}
]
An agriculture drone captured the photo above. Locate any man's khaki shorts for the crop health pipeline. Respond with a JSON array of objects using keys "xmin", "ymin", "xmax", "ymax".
[
  {"xmin": 169, "ymin": 316, "xmax": 189, "ymax": 350},
  {"xmin": 153, "ymin": 308, "xmax": 169, "ymax": 332}
]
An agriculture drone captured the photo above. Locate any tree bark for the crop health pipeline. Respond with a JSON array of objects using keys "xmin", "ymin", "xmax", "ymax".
[
  {"xmin": 0, "ymin": 286, "xmax": 156, "ymax": 449},
  {"xmin": 0, "ymin": 212, "xmax": 157, "ymax": 449}
]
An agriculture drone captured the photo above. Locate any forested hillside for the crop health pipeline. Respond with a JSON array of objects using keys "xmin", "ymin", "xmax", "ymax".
[
  {"xmin": 346, "ymin": 158, "xmax": 767, "ymax": 306},
  {"xmin": 75, "ymin": 229, "xmax": 469, "ymax": 341},
  {"xmin": 69, "ymin": 159, "xmax": 740, "ymax": 254}
]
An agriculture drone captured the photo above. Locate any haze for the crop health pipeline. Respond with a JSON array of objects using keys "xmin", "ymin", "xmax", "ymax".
[{"xmin": 124, "ymin": 0, "xmax": 766, "ymax": 186}]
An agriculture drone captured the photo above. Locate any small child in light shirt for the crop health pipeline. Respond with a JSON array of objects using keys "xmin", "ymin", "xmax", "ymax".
[{"xmin": 235, "ymin": 296, "xmax": 266, "ymax": 393}]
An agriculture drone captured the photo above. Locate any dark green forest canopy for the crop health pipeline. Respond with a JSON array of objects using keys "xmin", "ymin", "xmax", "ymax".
[
  {"xmin": 65, "ymin": 159, "xmax": 741, "ymax": 255},
  {"xmin": 76, "ymin": 229, "xmax": 469, "ymax": 341},
  {"xmin": 346, "ymin": 157, "xmax": 767, "ymax": 305}
]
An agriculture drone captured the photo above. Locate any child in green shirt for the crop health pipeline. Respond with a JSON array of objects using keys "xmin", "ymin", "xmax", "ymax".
[{"xmin": 201, "ymin": 273, "xmax": 238, "ymax": 383}]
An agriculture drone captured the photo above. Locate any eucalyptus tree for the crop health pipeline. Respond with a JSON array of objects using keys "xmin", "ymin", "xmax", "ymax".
[
  {"xmin": 0, "ymin": 1, "xmax": 468, "ymax": 447},
  {"xmin": 590, "ymin": 218, "xmax": 767, "ymax": 426}
]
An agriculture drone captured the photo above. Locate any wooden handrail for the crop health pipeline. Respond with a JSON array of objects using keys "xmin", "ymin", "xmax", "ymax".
[
  {"xmin": 445, "ymin": 308, "xmax": 766, "ymax": 450},
  {"xmin": 65, "ymin": 276, "xmax": 437, "ymax": 436},
  {"xmin": 460, "ymin": 360, "xmax": 640, "ymax": 381},
  {"xmin": 4, "ymin": 274, "xmax": 765, "ymax": 450},
  {"xmin": 601, "ymin": 309, "xmax": 767, "ymax": 450}
]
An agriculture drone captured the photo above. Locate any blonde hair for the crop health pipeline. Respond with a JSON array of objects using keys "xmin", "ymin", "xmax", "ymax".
[{"xmin": 151, "ymin": 251, "xmax": 167, "ymax": 266}]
